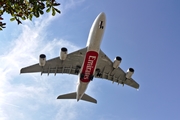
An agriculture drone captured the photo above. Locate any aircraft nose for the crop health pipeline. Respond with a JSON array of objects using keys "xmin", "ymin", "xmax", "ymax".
[
  {"xmin": 100, "ymin": 12, "xmax": 105, "ymax": 16},
  {"xmin": 98, "ymin": 12, "xmax": 106, "ymax": 20}
]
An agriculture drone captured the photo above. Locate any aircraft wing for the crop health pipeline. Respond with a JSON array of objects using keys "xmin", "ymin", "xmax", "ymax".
[
  {"xmin": 95, "ymin": 50, "xmax": 140, "ymax": 89},
  {"xmin": 20, "ymin": 48, "xmax": 87, "ymax": 75}
]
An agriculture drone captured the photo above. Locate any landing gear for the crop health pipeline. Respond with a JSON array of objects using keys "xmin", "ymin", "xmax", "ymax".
[
  {"xmin": 75, "ymin": 65, "xmax": 81, "ymax": 74},
  {"xmin": 96, "ymin": 68, "xmax": 102, "ymax": 77},
  {"xmin": 89, "ymin": 75, "xmax": 94, "ymax": 81},
  {"xmin": 80, "ymin": 73, "xmax": 94, "ymax": 81},
  {"xmin": 80, "ymin": 73, "xmax": 84, "ymax": 79},
  {"xmin": 122, "ymin": 82, "xmax": 124, "ymax": 86}
]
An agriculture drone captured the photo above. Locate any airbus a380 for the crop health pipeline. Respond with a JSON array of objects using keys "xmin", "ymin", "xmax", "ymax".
[{"xmin": 20, "ymin": 12, "xmax": 139, "ymax": 104}]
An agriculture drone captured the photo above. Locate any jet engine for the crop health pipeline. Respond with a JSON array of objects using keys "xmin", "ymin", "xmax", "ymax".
[
  {"xmin": 113, "ymin": 56, "xmax": 122, "ymax": 68},
  {"xmin": 126, "ymin": 68, "xmax": 134, "ymax": 79},
  {"xmin": 60, "ymin": 47, "xmax": 68, "ymax": 60},
  {"xmin": 39, "ymin": 54, "xmax": 46, "ymax": 66}
]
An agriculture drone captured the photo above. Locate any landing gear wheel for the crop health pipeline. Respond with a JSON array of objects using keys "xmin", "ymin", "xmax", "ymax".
[
  {"xmin": 89, "ymin": 75, "xmax": 94, "ymax": 81},
  {"xmin": 75, "ymin": 65, "xmax": 81, "ymax": 74},
  {"xmin": 80, "ymin": 74, "xmax": 84, "ymax": 79},
  {"xmin": 96, "ymin": 68, "xmax": 102, "ymax": 77}
]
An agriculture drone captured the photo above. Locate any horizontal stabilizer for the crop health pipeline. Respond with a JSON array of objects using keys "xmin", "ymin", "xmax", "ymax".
[
  {"xmin": 81, "ymin": 93, "xmax": 97, "ymax": 104},
  {"xmin": 57, "ymin": 92, "xmax": 97, "ymax": 104},
  {"xmin": 57, "ymin": 92, "xmax": 76, "ymax": 99}
]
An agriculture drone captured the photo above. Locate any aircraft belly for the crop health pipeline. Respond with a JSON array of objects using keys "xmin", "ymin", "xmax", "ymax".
[
  {"xmin": 87, "ymin": 28, "xmax": 104, "ymax": 52},
  {"xmin": 77, "ymin": 81, "xmax": 89, "ymax": 99}
]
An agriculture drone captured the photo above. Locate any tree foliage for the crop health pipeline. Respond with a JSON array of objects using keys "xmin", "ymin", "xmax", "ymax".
[{"xmin": 0, "ymin": 0, "xmax": 61, "ymax": 30}]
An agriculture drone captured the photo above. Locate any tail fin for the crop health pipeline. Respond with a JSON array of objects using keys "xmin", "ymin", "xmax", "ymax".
[{"xmin": 57, "ymin": 92, "xmax": 97, "ymax": 104}]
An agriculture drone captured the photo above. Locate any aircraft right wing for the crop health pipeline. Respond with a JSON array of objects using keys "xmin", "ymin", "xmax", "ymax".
[{"xmin": 94, "ymin": 50, "xmax": 140, "ymax": 89}]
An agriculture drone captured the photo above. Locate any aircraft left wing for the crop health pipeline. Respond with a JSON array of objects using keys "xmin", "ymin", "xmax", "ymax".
[
  {"xmin": 20, "ymin": 48, "xmax": 87, "ymax": 75},
  {"xmin": 94, "ymin": 50, "xmax": 140, "ymax": 89}
]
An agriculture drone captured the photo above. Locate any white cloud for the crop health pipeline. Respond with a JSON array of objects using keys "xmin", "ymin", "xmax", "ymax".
[
  {"xmin": 0, "ymin": 6, "xmax": 84, "ymax": 120},
  {"xmin": 60, "ymin": 0, "xmax": 85, "ymax": 13}
]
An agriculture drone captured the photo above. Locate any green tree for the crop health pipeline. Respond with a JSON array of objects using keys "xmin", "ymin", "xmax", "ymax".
[{"xmin": 0, "ymin": 0, "xmax": 61, "ymax": 30}]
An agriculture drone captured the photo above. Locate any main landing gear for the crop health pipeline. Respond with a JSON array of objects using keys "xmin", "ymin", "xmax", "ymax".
[
  {"xmin": 80, "ymin": 73, "xmax": 94, "ymax": 81},
  {"xmin": 96, "ymin": 68, "xmax": 102, "ymax": 77}
]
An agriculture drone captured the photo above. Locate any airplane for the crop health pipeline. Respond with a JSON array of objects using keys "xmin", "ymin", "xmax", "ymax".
[{"xmin": 20, "ymin": 12, "xmax": 139, "ymax": 104}]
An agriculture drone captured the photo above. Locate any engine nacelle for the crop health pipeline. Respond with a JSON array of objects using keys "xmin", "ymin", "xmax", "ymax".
[
  {"xmin": 60, "ymin": 47, "xmax": 67, "ymax": 60},
  {"xmin": 39, "ymin": 54, "xmax": 46, "ymax": 66},
  {"xmin": 113, "ymin": 56, "xmax": 122, "ymax": 68},
  {"xmin": 126, "ymin": 68, "xmax": 134, "ymax": 79}
]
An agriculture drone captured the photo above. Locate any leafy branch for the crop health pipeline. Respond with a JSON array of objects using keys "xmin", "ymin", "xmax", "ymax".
[{"xmin": 0, "ymin": 0, "xmax": 61, "ymax": 30}]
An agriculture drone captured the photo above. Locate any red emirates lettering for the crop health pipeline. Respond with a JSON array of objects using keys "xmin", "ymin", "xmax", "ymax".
[
  {"xmin": 81, "ymin": 51, "xmax": 98, "ymax": 82},
  {"xmin": 84, "ymin": 56, "xmax": 96, "ymax": 79}
]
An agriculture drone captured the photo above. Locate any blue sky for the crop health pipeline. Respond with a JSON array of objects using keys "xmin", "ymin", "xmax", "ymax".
[{"xmin": 0, "ymin": 0, "xmax": 180, "ymax": 120}]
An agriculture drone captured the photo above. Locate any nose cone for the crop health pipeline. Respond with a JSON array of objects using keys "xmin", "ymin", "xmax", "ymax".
[{"xmin": 98, "ymin": 12, "xmax": 106, "ymax": 20}]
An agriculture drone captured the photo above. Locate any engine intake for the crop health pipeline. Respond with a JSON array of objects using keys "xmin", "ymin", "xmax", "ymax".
[
  {"xmin": 113, "ymin": 56, "xmax": 122, "ymax": 68},
  {"xmin": 60, "ymin": 47, "xmax": 67, "ymax": 60},
  {"xmin": 126, "ymin": 68, "xmax": 134, "ymax": 79},
  {"xmin": 39, "ymin": 54, "xmax": 46, "ymax": 66}
]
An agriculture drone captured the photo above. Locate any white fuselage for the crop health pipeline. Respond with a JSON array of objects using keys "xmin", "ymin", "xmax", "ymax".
[{"xmin": 76, "ymin": 13, "xmax": 106, "ymax": 101}]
